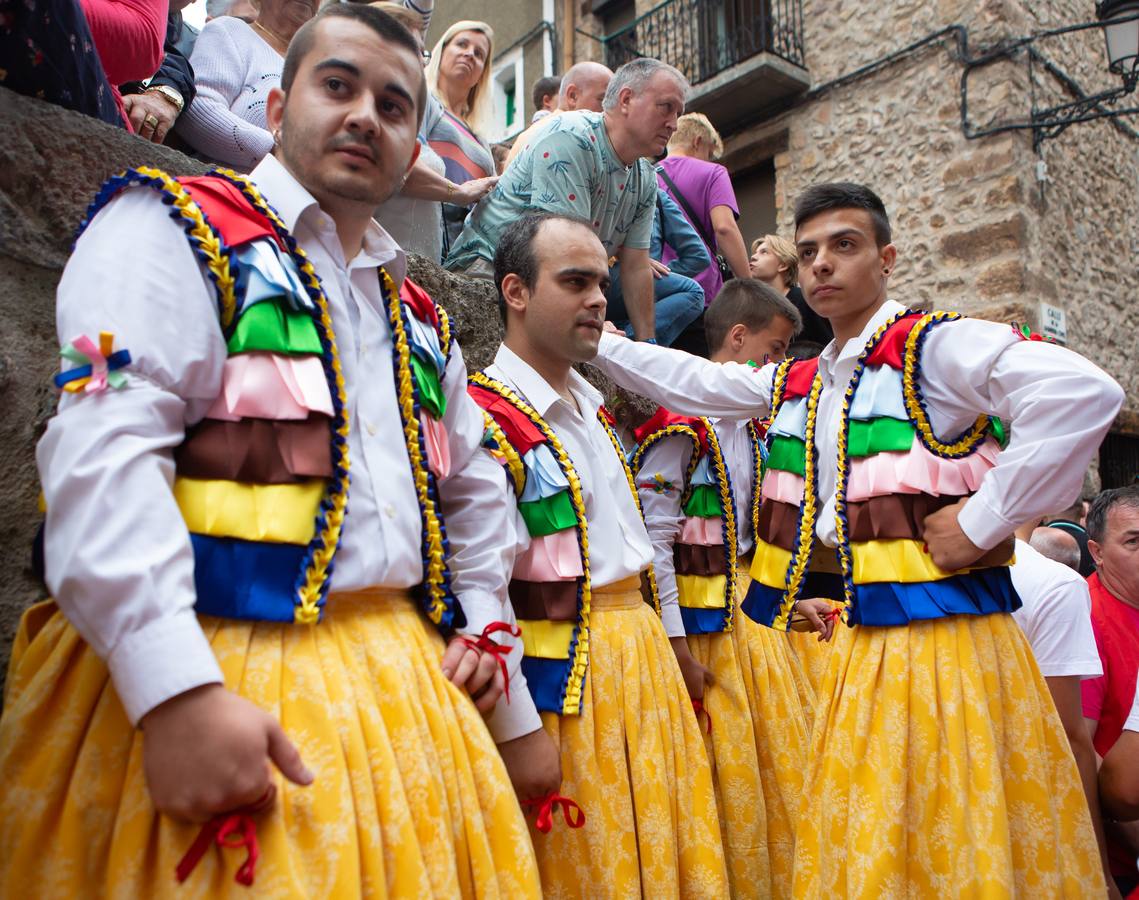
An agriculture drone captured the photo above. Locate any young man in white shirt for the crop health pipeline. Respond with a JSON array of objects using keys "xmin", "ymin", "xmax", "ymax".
[
  {"xmin": 0, "ymin": 6, "xmax": 544, "ymax": 896},
  {"xmin": 469, "ymin": 211, "xmax": 729, "ymax": 897},
  {"xmin": 589, "ymin": 181, "xmax": 1123, "ymax": 895}
]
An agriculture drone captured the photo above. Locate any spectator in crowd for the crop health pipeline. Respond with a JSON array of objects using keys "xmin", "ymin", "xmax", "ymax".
[
  {"xmin": 606, "ymin": 188, "xmax": 709, "ymax": 346},
  {"xmin": 176, "ymin": 0, "xmax": 318, "ymax": 169},
  {"xmin": 424, "ymin": 20, "xmax": 497, "ymax": 254},
  {"xmin": 1045, "ymin": 496, "xmax": 1097, "ymax": 576},
  {"xmin": 656, "ymin": 112, "xmax": 751, "ymax": 355},
  {"xmin": 1100, "ymin": 673, "xmax": 1139, "ymax": 822},
  {"xmin": 530, "ymin": 74, "xmax": 560, "ymax": 122},
  {"xmin": 749, "ymin": 232, "xmax": 834, "ymax": 347},
  {"xmin": 1029, "ymin": 524, "xmax": 1082, "ymax": 571},
  {"xmin": 1082, "ymin": 485, "xmax": 1139, "ymax": 896},
  {"xmin": 1010, "ymin": 519, "xmax": 1117, "ymax": 896},
  {"xmin": 371, "ymin": 1, "xmax": 498, "ymax": 264},
  {"xmin": 121, "ymin": 0, "xmax": 198, "ymax": 145},
  {"xmin": 0, "ymin": 0, "xmax": 126, "ymax": 129},
  {"xmin": 446, "ymin": 58, "xmax": 690, "ymax": 342},
  {"xmin": 503, "ymin": 61, "xmax": 612, "ymax": 166},
  {"xmin": 206, "ymin": 0, "xmax": 259, "ymax": 20}
]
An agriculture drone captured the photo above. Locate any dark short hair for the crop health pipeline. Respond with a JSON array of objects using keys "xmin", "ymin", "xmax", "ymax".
[
  {"xmin": 787, "ymin": 339, "xmax": 824, "ymax": 360},
  {"xmin": 793, "ymin": 182, "xmax": 892, "ymax": 247},
  {"xmin": 494, "ymin": 212, "xmax": 595, "ymax": 324},
  {"xmin": 704, "ymin": 278, "xmax": 802, "ymax": 353},
  {"xmin": 531, "ymin": 75, "xmax": 561, "ymax": 110},
  {"xmin": 1086, "ymin": 484, "xmax": 1139, "ymax": 543},
  {"xmin": 281, "ymin": 5, "xmax": 427, "ymax": 128}
]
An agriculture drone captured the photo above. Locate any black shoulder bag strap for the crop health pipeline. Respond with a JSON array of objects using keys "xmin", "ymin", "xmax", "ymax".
[{"xmin": 656, "ymin": 165, "xmax": 733, "ymax": 282}]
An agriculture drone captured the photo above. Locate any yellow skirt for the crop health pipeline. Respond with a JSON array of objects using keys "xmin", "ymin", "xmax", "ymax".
[
  {"xmin": 0, "ymin": 593, "xmax": 541, "ymax": 899},
  {"xmin": 785, "ymin": 625, "xmax": 833, "ymax": 708},
  {"xmin": 687, "ymin": 584, "xmax": 812, "ymax": 898},
  {"xmin": 794, "ymin": 613, "xmax": 1106, "ymax": 898},
  {"xmin": 535, "ymin": 580, "xmax": 729, "ymax": 899}
]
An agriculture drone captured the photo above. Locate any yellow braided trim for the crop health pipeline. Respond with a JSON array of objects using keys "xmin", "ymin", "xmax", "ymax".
[
  {"xmin": 769, "ymin": 356, "xmax": 796, "ymax": 413},
  {"xmin": 135, "ymin": 166, "xmax": 237, "ymax": 330},
  {"xmin": 211, "ymin": 170, "xmax": 351, "ymax": 626},
  {"xmin": 830, "ymin": 310, "xmax": 912, "ymax": 625},
  {"xmin": 482, "ymin": 411, "xmax": 526, "ymax": 496},
  {"xmin": 771, "ymin": 372, "xmax": 823, "ymax": 631},
  {"xmin": 701, "ymin": 419, "xmax": 738, "ymax": 631},
  {"xmin": 902, "ymin": 311, "xmax": 990, "ymax": 458},
  {"xmin": 470, "ymin": 372, "xmax": 592, "ymax": 716},
  {"xmin": 746, "ymin": 419, "xmax": 764, "ymax": 571},
  {"xmin": 598, "ymin": 413, "xmax": 661, "ymax": 616},
  {"xmin": 437, "ymin": 303, "xmax": 452, "ymax": 359}
]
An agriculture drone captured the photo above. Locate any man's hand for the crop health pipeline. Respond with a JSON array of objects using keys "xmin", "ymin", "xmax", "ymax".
[
  {"xmin": 123, "ymin": 91, "xmax": 179, "ymax": 144},
  {"xmin": 790, "ymin": 598, "xmax": 837, "ymax": 642},
  {"xmin": 648, "ymin": 258, "xmax": 671, "ymax": 279},
  {"xmin": 923, "ymin": 497, "xmax": 1015, "ymax": 571},
  {"xmin": 452, "ymin": 175, "xmax": 500, "ymax": 206},
  {"xmin": 669, "ymin": 636, "xmax": 713, "ymax": 700},
  {"xmin": 496, "ymin": 727, "xmax": 562, "ymax": 802},
  {"xmin": 602, "ymin": 321, "xmax": 626, "ymax": 337},
  {"xmin": 140, "ymin": 684, "xmax": 313, "ymax": 823},
  {"xmin": 442, "ymin": 635, "xmax": 504, "ymax": 713}
]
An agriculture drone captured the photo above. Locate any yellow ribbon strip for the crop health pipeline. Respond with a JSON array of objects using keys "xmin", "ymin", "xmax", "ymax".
[
  {"xmin": 748, "ymin": 539, "xmax": 794, "ymax": 589},
  {"xmin": 851, "ymin": 538, "xmax": 1014, "ymax": 584},
  {"xmin": 677, "ymin": 574, "xmax": 729, "ymax": 609},
  {"xmin": 517, "ymin": 619, "xmax": 576, "ymax": 659},
  {"xmin": 174, "ymin": 476, "xmax": 323, "ymax": 544}
]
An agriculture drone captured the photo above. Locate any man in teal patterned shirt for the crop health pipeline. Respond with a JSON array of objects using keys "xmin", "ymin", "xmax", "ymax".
[{"xmin": 445, "ymin": 58, "xmax": 689, "ymax": 342}]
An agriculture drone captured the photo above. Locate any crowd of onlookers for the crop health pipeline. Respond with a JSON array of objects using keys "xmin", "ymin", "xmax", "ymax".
[{"xmin": 3, "ymin": 1, "xmax": 1139, "ymax": 893}]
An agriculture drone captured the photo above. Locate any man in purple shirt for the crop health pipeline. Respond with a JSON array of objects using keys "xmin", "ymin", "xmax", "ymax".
[{"xmin": 656, "ymin": 112, "xmax": 751, "ymax": 307}]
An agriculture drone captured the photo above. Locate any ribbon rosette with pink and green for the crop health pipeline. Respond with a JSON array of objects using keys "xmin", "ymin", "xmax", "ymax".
[{"xmin": 54, "ymin": 331, "xmax": 132, "ymax": 394}]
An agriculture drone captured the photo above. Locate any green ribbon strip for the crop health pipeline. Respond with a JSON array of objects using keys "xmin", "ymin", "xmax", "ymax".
[
  {"xmin": 409, "ymin": 354, "xmax": 447, "ymax": 419},
  {"xmin": 766, "ymin": 435, "xmax": 806, "ymax": 477},
  {"xmin": 683, "ymin": 484, "xmax": 723, "ymax": 518},
  {"xmin": 227, "ymin": 301, "xmax": 323, "ymax": 356},
  {"xmin": 519, "ymin": 490, "xmax": 578, "ymax": 538},
  {"xmin": 847, "ymin": 416, "xmax": 915, "ymax": 458}
]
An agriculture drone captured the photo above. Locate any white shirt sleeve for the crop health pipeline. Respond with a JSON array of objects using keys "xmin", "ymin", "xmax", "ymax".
[
  {"xmin": 635, "ymin": 437, "xmax": 694, "ymax": 638},
  {"xmin": 592, "ymin": 332, "xmax": 775, "ymax": 420},
  {"xmin": 437, "ymin": 344, "xmax": 542, "ymax": 743},
  {"xmin": 1125, "ymin": 673, "xmax": 1139, "ymax": 733},
  {"xmin": 1010, "ymin": 544, "xmax": 1102, "ymax": 679},
  {"xmin": 38, "ymin": 188, "xmax": 229, "ymax": 726},
  {"xmin": 920, "ymin": 319, "xmax": 1124, "ymax": 551}
]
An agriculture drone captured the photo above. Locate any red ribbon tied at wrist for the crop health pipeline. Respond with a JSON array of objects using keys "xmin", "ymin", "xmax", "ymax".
[
  {"xmin": 460, "ymin": 621, "xmax": 522, "ymax": 702},
  {"xmin": 175, "ymin": 811, "xmax": 260, "ymax": 887},
  {"xmin": 521, "ymin": 791, "xmax": 586, "ymax": 834},
  {"xmin": 691, "ymin": 699, "xmax": 712, "ymax": 734},
  {"xmin": 824, "ymin": 606, "xmax": 843, "ymax": 624}
]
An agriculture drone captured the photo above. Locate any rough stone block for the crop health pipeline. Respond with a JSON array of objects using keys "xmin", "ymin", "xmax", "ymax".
[{"xmin": 939, "ymin": 213, "xmax": 1027, "ymax": 262}]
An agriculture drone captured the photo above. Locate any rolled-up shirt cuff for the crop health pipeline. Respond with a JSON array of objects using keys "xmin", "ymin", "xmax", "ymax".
[
  {"xmin": 484, "ymin": 674, "xmax": 544, "ymax": 743},
  {"xmin": 956, "ymin": 491, "xmax": 1017, "ymax": 552},
  {"xmin": 107, "ymin": 608, "xmax": 224, "ymax": 726}
]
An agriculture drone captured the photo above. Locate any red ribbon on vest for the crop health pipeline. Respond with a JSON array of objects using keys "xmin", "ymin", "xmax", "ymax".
[
  {"xmin": 461, "ymin": 621, "xmax": 522, "ymax": 703},
  {"xmin": 522, "ymin": 791, "xmax": 586, "ymax": 833},
  {"xmin": 692, "ymin": 699, "xmax": 713, "ymax": 734},
  {"xmin": 175, "ymin": 811, "xmax": 260, "ymax": 887}
]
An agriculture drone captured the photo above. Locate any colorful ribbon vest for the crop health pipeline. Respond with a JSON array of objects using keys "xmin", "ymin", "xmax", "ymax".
[
  {"xmin": 468, "ymin": 371, "xmax": 658, "ymax": 715},
  {"xmin": 74, "ymin": 167, "xmax": 461, "ymax": 628},
  {"xmin": 632, "ymin": 409, "xmax": 764, "ymax": 635},
  {"xmin": 743, "ymin": 310, "xmax": 1020, "ymax": 629}
]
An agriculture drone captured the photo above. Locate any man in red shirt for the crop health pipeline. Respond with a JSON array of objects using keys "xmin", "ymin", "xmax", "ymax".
[{"xmin": 1083, "ymin": 484, "xmax": 1139, "ymax": 895}]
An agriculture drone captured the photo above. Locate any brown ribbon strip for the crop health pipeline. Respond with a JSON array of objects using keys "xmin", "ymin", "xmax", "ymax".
[
  {"xmin": 755, "ymin": 499, "xmax": 801, "ymax": 552},
  {"xmin": 674, "ymin": 543, "xmax": 728, "ymax": 576},
  {"xmin": 509, "ymin": 579, "xmax": 580, "ymax": 622},
  {"xmin": 845, "ymin": 493, "xmax": 959, "ymax": 542},
  {"xmin": 176, "ymin": 415, "xmax": 333, "ymax": 484}
]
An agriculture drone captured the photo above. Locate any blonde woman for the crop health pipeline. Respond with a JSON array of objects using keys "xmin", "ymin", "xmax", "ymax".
[
  {"xmin": 424, "ymin": 20, "xmax": 497, "ymax": 251},
  {"xmin": 750, "ymin": 232, "xmax": 833, "ymax": 347}
]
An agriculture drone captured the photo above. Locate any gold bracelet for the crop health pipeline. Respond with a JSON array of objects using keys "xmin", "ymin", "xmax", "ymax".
[{"xmin": 446, "ymin": 182, "xmax": 457, "ymax": 200}]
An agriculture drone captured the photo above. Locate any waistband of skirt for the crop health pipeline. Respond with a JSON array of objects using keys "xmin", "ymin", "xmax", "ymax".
[{"xmin": 590, "ymin": 573, "xmax": 648, "ymax": 610}]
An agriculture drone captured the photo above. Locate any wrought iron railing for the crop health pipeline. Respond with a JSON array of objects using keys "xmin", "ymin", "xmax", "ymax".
[{"xmin": 601, "ymin": 0, "xmax": 805, "ymax": 85}]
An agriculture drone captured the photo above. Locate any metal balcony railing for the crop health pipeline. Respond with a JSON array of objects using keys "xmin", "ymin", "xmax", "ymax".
[{"xmin": 601, "ymin": 0, "xmax": 805, "ymax": 86}]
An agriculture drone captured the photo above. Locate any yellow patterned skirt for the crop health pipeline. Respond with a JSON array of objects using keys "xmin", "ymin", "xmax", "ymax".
[
  {"xmin": 794, "ymin": 612, "xmax": 1106, "ymax": 898},
  {"xmin": 0, "ymin": 592, "xmax": 541, "ymax": 899},
  {"xmin": 687, "ymin": 578, "xmax": 812, "ymax": 899},
  {"xmin": 533, "ymin": 577, "xmax": 729, "ymax": 899},
  {"xmin": 785, "ymin": 624, "xmax": 833, "ymax": 708}
]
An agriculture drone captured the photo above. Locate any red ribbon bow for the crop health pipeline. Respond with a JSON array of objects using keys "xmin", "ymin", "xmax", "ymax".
[
  {"xmin": 691, "ymin": 699, "xmax": 713, "ymax": 734},
  {"xmin": 461, "ymin": 621, "xmax": 522, "ymax": 702},
  {"xmin": 175, "ymin": 811, "xmax": 260, "ymax": 887},
  {"xmin": 521, "ymin": 791, "xmax": 586, "ymax": 834},
  {"xmin": 824, "ymin": 606, "xmax": 843, "ymax": 624}
]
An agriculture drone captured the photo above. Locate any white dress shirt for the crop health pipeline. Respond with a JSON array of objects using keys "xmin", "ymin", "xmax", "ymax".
[
  {"xmin": 485, "ymin": 346, "xmax": 654, "ymax": 589},
  {"xmin": 637, "ymin": 417, "xmax": 757, "ymax": 637},
  {"xmin": 39, "ymin": 154, "xmax": 540, "ymax": 741},
  {"xmin": 1010, "ymin": 540, "xmax": 1102, "ymax": 678},
  {"xmin": 593, "ymin": 299, "xmax": 1124, "ymax": 553}
]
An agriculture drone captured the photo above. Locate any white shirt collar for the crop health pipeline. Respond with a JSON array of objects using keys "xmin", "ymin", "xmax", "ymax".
[
  {"xmin": 492, "ymin": 344, "xmax": 604, "ymax": 419},
  {"xmin": 248, "ymin": 153, "xmax": 407, "ymax": 285},
  {"xmin": 817, "ymin": 298, "xmax": 906, "ymax": 379}
]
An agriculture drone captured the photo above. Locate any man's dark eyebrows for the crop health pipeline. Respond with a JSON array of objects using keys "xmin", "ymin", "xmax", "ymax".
[
  {"xmin": 313, "ymin": 58, "xmax": 361, "ymax": 78},
  {"xmin": 381, "ymin": 81, "xmax": 416, "ymax": 108},
  {"xmin": 555, "ymin": 267, "xmax": 606, "ymax": 280}
]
